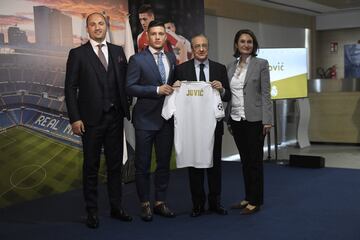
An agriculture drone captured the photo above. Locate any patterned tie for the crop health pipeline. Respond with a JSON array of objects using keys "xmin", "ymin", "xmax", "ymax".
[
  {"xmin": 199, "ymin": 63, "xmax": 206, "ymax": 81},
  {"xmin": 157, "ymin": 52, "xmax": 166, "ymax": 83},
  {"xmin": 97, "ymin": 44, "xmax": 108, "ymax": 71}
]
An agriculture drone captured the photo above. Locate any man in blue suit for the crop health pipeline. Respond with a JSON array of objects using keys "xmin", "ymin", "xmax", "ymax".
[{"xmin": 126, "ymin": 20, "xmax": 176, "ymax": 222}]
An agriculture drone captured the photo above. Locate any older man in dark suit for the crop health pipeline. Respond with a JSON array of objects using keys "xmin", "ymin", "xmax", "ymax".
[
  {"xmin": 126, "ymin": 20, "xmax": 176, "ymax": 222},
  {"xmin": 174, "ymin": 34, "xmax": 231, "ymax": 217},
  {"xmin": 65, "ymin": 12, "xmax": 131, "ymax": 229}
]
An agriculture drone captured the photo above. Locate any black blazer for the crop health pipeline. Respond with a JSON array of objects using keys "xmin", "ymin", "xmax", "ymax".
[
  {"xmin": 174, "ymin": 59, "xmax": 231, "ymax": 135},
  {"xmin": 65, "ymin": 41, "xmax": 130, "ymax": 126}
]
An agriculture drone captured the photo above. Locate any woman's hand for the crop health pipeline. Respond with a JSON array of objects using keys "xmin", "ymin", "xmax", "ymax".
[{"xmin": 263, "ymin": 124, "xmax": 272, "ymax": 135}]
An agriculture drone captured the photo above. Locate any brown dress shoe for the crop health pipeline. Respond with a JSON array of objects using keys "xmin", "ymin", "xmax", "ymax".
[
  {"xmin": 241, "ymin": 205, "xmax": 260, "ymax": 215},
  {"xmin": 153, "ymin": 203, "xmax": 176, "ymax": 218},
  {"xmin": 140, "ymin": 203, "xmax": 153, "ymax": 222},
  {"xmin": 230, "ymin": 201, "xmax": 248, "ymax": 209}
]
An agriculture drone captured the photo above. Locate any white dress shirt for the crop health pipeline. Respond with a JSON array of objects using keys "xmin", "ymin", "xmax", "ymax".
[
  {"xmin": 194, "ymin": 59, "xmax": 209, "ymax": 82},
  {"xmin": 230, "ymin": 56, "xmax": 251, "ymax": 121},
  {"xmin": 89, "ymin": 38, "xmax": 108, "ymax": 65},
  {"xmin": 148, "ymin": 46, "xmax": 170, "ymax": 82}
]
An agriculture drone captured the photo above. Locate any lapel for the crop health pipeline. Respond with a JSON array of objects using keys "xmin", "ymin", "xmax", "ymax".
[
  {"xmin": 244, "ymin": 57, "xmax": 256, "ymax": 86},
  {"xmin": 84, "ymin": 41, "xmax": 105, "ymax": 85},
  {"xmin": 209, "ymin": 59, "xmax": 216, "ymax": 81},
  {"xmin": 227, "ymin": 60, "xmax": 237, "ymax": 84},
  {"xmin": 143, "ymin": 48, "xmax": 163, "ymax": 84},
  {"xmin": 188, "ymin": 59, "xmax": 197, "ymax": 81},
  {"xmin": 107, "ymin": 43, "xmax": 119, "ymax": 81},
  {"xmin": 165, "ymin": 51, "xmax": 175, "ymax": 83}
]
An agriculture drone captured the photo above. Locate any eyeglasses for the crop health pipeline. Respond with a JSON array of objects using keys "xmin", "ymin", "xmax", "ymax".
[{"xmin": 193, "ymin": 44, "xmax": 208, "ymax": 50}]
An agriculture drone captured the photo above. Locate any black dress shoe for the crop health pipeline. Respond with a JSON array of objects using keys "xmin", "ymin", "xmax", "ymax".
[
  {"xmin": 141, "ymin": 204, "xmax": 153, "ymax": 222},
  {"xmin": 153, "ymin": 203, "xmax": 176, "ymax": 218},
  {"xmin": 111, "ymin": 208, "xmax": 133, "ymax": 222},
  {"xmin": 86, "ymin": 212, "xmax": 99, "ymax": 229},
  {"xmin": 191, "ymin": 206, "xmax": 205, "ymax": 217},
  {"xmin": 209, "ymin": 205, "xmax": 228, "ymax": 215},
  {"xmin": 241, "ymin": 205, "xmax": 260, "ymax": 215}
]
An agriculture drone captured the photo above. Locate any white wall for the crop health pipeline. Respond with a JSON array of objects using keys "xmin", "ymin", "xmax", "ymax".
[
  {"xmin": 317, "ymin": 11, "xmax": 360, "ymax": 30},
  {"xmin": 205, "ymin": 15, "xmax": 259, "ymax": 66},
  {"xmin": 205, "ymin": 15, "xmax": 305, "ymax": 66}
]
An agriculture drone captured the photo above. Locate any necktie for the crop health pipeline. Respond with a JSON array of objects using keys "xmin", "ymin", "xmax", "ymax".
[
  {"xmin": 199, "ymin": 63, "xmax": 206, "ymax": 81},
  {"xmin": 157, "ymin": 52, "xmax": 166, "ymax": 83},
  {"xmin": 97, "ymin": 44, "xmax": 108, "ymax": 71}
]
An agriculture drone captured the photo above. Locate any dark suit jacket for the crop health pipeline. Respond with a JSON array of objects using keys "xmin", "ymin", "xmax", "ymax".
[
  {"xmin": 174, "ymin": 59, "xmax": 231, "ymax": 135},
  {"xmin": 126, "ymin": 48, "xmax": 176, "ymax": 131},
  {"xmin": 65, "ymin": 41, "xmax": 130, "ymax": 126}
]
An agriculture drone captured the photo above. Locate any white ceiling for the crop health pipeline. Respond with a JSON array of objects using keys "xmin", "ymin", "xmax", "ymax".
[{"xmin": 234, "ymin": 0, "xmax": 360, "ymax": 15}]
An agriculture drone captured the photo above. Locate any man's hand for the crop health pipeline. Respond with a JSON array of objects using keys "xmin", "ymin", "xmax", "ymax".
[
  {"xmin": 211, "ymin": 80, "xmax": 223, "ymax": 91},
  {"xmin": 158, "ymin": 84, "xmax": 174, "ymax": 96},
  {"xmin": 227, "ymin": 124, "xmax": 233, "ymax": 136},
  {"xmin": 172, "ymin": 80, "xmax": 182, "ymax": 88},
  {"xmin": 71, "ymin": 120, "xmax": 85, "ymax": 135}
]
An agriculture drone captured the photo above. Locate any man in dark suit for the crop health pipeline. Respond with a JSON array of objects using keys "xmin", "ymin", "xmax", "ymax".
[
  {"xmin": 126, "ymin": 20, "xmax": 176, "ymax": 222},
  {"xmin": 174, "ymin": 34, "xmax": 231, "ymax": 217},
  {"xmin": 65, "ymin": 12, "xmax": 132, "ymax": 229}
]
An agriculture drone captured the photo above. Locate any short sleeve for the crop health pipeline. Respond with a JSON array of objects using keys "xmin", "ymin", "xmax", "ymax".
[
  {"xmin": 213, "ymin": 89, "xmax": 225, "ymax": 120},
  {"xmin": 161, "ymin": 89, "xmax": 177, "ymax": 120}
]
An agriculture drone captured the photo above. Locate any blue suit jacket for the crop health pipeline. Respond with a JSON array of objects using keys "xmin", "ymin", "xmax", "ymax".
[{"xmin": 126, "ymin": 48, "xmax": 176, "ymax": 130}]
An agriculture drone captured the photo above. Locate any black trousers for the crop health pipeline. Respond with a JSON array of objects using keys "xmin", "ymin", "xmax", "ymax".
[
  {"xmin": 230, "ymin": 118, "xmax": 265, "ymax": 206},
  {"xmin": 188, "ymin": 133, "xmax": 222, "ymax": 208},
  {"xmin": 81, "ymin": 109, "xmax": 124, "ymax": 212},
  {"xmin": 134, "ymin": 121, "xmax": 174, "ymax": 203}
]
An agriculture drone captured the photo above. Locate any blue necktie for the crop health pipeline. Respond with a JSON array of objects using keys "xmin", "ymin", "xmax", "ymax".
[{"xmin": 157, "ymin": 52, "xmax": 166, "ymax": 84}]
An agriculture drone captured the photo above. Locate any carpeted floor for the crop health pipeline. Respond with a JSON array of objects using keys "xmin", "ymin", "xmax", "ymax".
[{"xmin": 1, "ymin": 162, "xmax": 360, "ymax": 240}]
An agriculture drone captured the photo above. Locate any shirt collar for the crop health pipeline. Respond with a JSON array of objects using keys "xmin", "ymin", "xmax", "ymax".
[
  {"xmin": 90, "ymin": 38, "xmax": 107, "ymax": 49},
  {"xmin": 89, "ymin": 38, "xmax": 107, "ymax": 49},
  {"xmin": 149, "ymin": 46, "xmax": 164, "ymax": 55},
  {"xmin": 237, "ymin": 55, "xmax": 251, "ymax": 65},
  {"xmin": 194, "ymin": 58, "xmax": 209, "ymax": 68}
]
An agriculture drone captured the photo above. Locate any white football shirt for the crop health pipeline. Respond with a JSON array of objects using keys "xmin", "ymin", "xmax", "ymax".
[{"xmin": 162, "ymin": 81, "xmax": 225, "ymax": 168}]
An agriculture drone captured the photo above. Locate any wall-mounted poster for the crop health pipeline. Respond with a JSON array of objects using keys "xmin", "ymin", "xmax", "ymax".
[
  {"xmin": 0, "ymin": 0, "xmax": 131, "ymax": 208},
  {"xmin": 0, "ymin": 0, "xmax": 205, "ymax": 209},
  {"xmin": 258, "ymin": 48, "xmax": 308, "ymax": 100},
  {"xmin": 344, "ymin": 44, "xmax": 360, "ymax": 79},
  {"xmin": 128, "ymin": 0, "xmax": 204, "ymax": 64}
]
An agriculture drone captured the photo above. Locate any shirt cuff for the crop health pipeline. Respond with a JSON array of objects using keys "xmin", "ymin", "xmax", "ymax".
[{"xmin": 220, "ymin": 88, "xmax": 225, "ymax": 97}]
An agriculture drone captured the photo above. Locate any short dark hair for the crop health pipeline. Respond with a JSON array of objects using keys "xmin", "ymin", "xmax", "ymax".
[
  {"xmin": 86, "ymin": 12, "xmax": 106, "ymax": 27},
  {"xmin": 138, "ymin": 4, "xmax": 154, "ymax": 15},
  {"xmin": 147, "ymin": 20, "xmax": 165, "ymax": 32},
  {"xmin": 233, "ymin": 29, "xmax": 259, "ymax": 58},
  {"xmin": 165, "ymin": 20, "xmax": 175, "ymax": 25}
]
